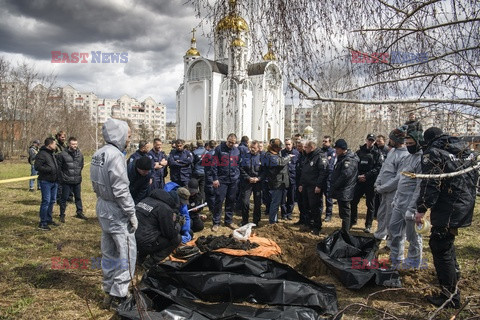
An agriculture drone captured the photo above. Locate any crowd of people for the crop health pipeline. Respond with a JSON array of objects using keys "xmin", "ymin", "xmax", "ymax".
[{"xmin": 26, "ymin": 112, "xmax": 477, "ymax": 310}]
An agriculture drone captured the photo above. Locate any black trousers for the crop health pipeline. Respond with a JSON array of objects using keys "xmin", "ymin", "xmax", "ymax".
[
  {"xmin": 337, "ymin": 200, "xmax": 351, "ymax": 233},
  {"xmin": 137, "ymin": 234, "xmax": 182, "ymax": 264},
  {"xmin": 302, "ymin": 186, "xmax": 323, "ymax": 229},
  {"xmin": 350, "ymin": 181, "xmax": 375, "ymax": 228},
  {"xmin": 295, "ymin": 185, "xmax": 307, "ymax": 223},
  {"xmin": 59, "ymin": 183, "xmax": 83, "ymax": 217},
  {"xmin": 429, "ymin": 227, "xmax": 459, "ymax": 294},
  {"xmin": 241, "ymin": 182, "xmax": 262, "ymax": 224},
  {"xmin": 193, "ymin": 174, "xmax": 205, "ymax": 203},
  {"xmin": 281, "ymin": 182, "xmax": 296, "ymax": 218},
  {"xmin": 321, "ymin": 181, "xmax": 333, "ymax": 217}
]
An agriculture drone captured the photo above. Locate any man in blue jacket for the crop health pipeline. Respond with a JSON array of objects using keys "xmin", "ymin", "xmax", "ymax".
[
  {"xmin": 202, "ymin": 140, "xmax": 217, "ymax": 212},
  {"xmin": 147, "ymin": 138, "xmax": 167, "ymax": 190},
  {"xmin": 168, "ymin": 139, "xmax": 193, "ymax": 187},
  {"xmin": 239, "ymin": 140, "xmax": 262, "ymax": 225},
  {"xmin": 192, "ymin": 140, "xmax": 207, "ymax": 202},
  {"xmin": 211, "ymin": 133, "xmax": 241, "ymax": 231},
  {"xmin": 164, "ymin": 182, "xmax": 192, "ymax": 244}
]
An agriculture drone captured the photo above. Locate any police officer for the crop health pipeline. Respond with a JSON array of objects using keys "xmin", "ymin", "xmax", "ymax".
[
  {"xmin": 211, "ymin": 133, "xmax": 241, "ymax": 231},
  {"xmin": 294, "ymin": 140, "xmax": 308, "ymax": 225},
  {"xmin": 320, "ymin": 136, "xmax": 336, "ymax": 222},
  {"xmin": 192, "ymin": 140, "xmax": 207, "ymax": 202},
  {"xmin": 239, "ymin": 140, "xmax": 262, "ymax": 225},
  {"xmin": 147, "ymin": 138, "xmax": 167, "ymax": 190},
  {"xmin": 329, "ymin": 139, "xmax": 359, "ymax": 233},
  {"xmin": 127, "ymin": 140, "xmax": 150, "ymax": 167},
  {"xmin": 280, "ymin": 138, "xmax": 300, "ymax": 220},
  {"xmin": 416, "ymin": 127, "xmax": 477, "ymax": 309},
  {"xmin": 350, "ymin": 134, "xmax": 383, "ymax": 233},
  {"xmin": 168, "ymin": 139, "xmax": 193, "ymax": 187},
  {"xmin": 298, "ymin": 140, "xmax": 329, "ymax": 235},
  {"xmin": 202, "ymin": 140, "xmax": 217, "ymax": 212}
]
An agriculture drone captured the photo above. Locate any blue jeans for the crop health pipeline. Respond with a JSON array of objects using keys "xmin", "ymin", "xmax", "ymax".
[
  {"xmin": 30, "ymin": 165, "xmax": 38, "ymax": 190},
  {"xmin": 268, "ymin": 189, "xmax": 284, "ymax": 224},
  {"xmin": 39, "ymin": 180, "xmax": 58, "ymax": 226}
]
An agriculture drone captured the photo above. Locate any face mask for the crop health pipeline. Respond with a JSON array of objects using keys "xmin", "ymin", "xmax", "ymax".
[{"xmin": 407, "ymin": 145, "xmax": 419, "ymax": 154}]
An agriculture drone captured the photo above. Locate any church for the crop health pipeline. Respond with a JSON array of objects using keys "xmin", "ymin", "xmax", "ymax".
[{"xmin": 176, "ymin": 0, "xmax": 285, "ymax": 142}]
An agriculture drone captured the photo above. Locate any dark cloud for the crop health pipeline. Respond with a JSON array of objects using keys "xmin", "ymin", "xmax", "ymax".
[{"xmin": 0, "ymin": 0, "xmax": 208, "ymax": 123}]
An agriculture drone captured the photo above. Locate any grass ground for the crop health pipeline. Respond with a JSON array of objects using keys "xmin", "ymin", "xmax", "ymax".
[{"xmin": 0, "ymin": 158, "xmax": 479, "ymax": 319}]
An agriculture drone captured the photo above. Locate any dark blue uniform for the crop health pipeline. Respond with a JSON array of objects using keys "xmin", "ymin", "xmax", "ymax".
[
  {"xmin": 202, "ymin": 149, "xmax": 216, "ymax": 212},
  {"xmin": 192, "ymin": 146, "xmax": 207, "ymax": 202},
  {"xmin": 127, "ymin": 149, "xmax": 147, "ymax": 167},
  {"xmin": 239, "ymin": 151, "xmax": 262, "ymax": 225},
  {"xmin": 211, "ymin": 142, "xmax": 240, "ymax": 226},
  {"xmin": 147, "ymin": 149, "xmax": 167, "ymax": 190},
  {"xmin": 280, "ymin": 148, "xmax": 300, "ymax": 219},
  {"xmin": 168, "ymin": 149, "xmax": 193, "ymax": 187},
  {"xmin": 320, "ymin": 146, "xmax": 336, "ymax": 218}
]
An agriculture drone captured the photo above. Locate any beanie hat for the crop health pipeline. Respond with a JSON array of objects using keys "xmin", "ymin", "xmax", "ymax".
[
  {"xmin": 334, "ymin": 139, "xmax": 348, "ymax": 150},
  {"xmin": 135, "ymin": 156, "xmax": 152, "ymax": 170},
  {"xmin": 423, "ymin": 127, "xmax": 443, "ymax": 145},
  {"xmin": 389, "ymin": 125, "xmax": 408, "ymax": 144},
  {"xmin": 406, "ymin": 129, "xmax": 424, "ymax": 146},
  {"xmin": 187, "ymin": 178, "xmax": 199, "ymax": 195},
  {"xmin": 176, "ymin": 187, "xmax": 191, "ymax": 205}
]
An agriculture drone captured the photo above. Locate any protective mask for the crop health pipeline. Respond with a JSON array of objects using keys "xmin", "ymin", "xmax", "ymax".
[{"xmin": 407, "ymin": 145, "xmax": 419, "ymax": 154}]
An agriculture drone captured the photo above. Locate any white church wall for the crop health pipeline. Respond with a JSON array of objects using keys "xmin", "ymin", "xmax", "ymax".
[{"xmin": 185, "ymin": 80, "xmax": 209, "ymax": 140}]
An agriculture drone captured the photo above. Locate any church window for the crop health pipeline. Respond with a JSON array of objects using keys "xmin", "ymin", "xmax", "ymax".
[
  {"xmin": 196, "ymin": 122, "xmax": 202, "ymax": 140},
  {"xmin": 188, "ymin": 61, "xmax": 210, "ymax": 81}
]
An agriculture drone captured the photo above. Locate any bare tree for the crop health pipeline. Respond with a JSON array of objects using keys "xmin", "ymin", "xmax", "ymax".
[{"xmin": 188, "ymin": 0, "xmax": 479, "ymax": 112}]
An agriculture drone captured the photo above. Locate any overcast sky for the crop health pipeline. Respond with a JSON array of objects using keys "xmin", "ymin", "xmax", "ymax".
[{"xmin": 0, "ymin": 0, "xmax": 213, "ymax": 122}]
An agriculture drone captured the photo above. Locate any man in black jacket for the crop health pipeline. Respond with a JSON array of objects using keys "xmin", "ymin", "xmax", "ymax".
[
  {"xmin": 57, "ymin": 137, "xmax": 85, "ymax": 222},
  {"xmin": 186, "ymin": 178, "xmax": 207, "ymax": 232},
  {"xmin": 350, "ymin": 134, "xmax": 383, "ymax": 233},
  {"xmin": 34, "ymin": 137, "xmax": 60, "ymax": 230},
  {"xmin": 128, "ymin": 156, "xmax": 153, "ymax": 204},
  {"xmin": 261, "ymin": 139, "xmax": 292, "ymax": 225},
  {"xmin": 415, "ymin": 127, "xmax": 478, "ymax": 309},
  {"xmin": 298, "ymin": 140, "xmax": 329, "ymax": 235},
  {"xmin": 280, "ymin": 138, "xmax": 300, "ymax": 221},
  {"xmin": 135, "ymin": 188, "xmax": 182, "ymax": 267},
  {"xmin": 239, "ymin": 140, "xmax": 262, "ymax": 226},
  {"xmin": 329, "ymin": 139, "xmax": 359, "ymax": 233}
]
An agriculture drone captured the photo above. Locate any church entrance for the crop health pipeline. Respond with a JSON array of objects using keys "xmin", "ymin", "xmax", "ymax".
[{"xmin": 196, "ymin": 122, "xmax": 202, "ymax": 140}]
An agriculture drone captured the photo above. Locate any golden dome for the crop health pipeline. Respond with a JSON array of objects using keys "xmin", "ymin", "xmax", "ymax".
[
  {"xmin": 185, "ymin": 48, "xmax": 200, "ymax": 56},
  {"xmin": 263, "ymin": 41, "xmax": 276, "ymax": 60},
  {"xmin": 185, "ymin": 28, "xmax": 201, "ymax": 56},
  {"xmin": 216, "ymin": 15, "xmax": 249, "ymax": 32},
  {"xmin": 231, "ymin": 37, "xmax": 246, "ymax": 47}
]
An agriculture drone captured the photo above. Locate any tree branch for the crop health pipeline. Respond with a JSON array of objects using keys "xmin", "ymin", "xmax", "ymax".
[
  {"xmin": 352, "ymin": 18, "xmax": 480, "ymax": 32},
  {"xmin": 402, "ymin": 163, "xmax": 480, "ymax": 180},
  {"xmin": 290, "ymin": 81, "xmax": 480, "ymax": 107},
  {"xmin": 335, "ymin": 72, "xmax": 479, "ymax": 95}
]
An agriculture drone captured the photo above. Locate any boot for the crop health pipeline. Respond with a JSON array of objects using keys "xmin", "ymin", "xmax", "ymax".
[{"xmin": 427, "ymin": 287, "xmax": 460, "ymax": 309}]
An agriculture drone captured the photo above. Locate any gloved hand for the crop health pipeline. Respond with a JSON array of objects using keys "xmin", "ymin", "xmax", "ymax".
[
  {"xmin": 405, "ymin": 210, "xmax": 415, "ymax": 221},
  {"xmin": 128, "ymin": 215, "xmax": 138, "ymax": 233}
]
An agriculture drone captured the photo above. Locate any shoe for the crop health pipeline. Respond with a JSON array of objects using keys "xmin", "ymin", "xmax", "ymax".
[
  {"xmin": 59, "ymin": 216, "xmax": 65, "ymax": 223},
  {"xmin": 109, "ymin": 292, "xmax": 131, "ymax": 310},
  {"xmin": 241, "ymin": 220, "xmax": 249, "ymax": 226},
  {"xmin": 29, "ymin": 188, "xmax": 34, "ymax": 192},
  {"xmin": 75, "ymin": 213, "xmax": 88, "ymax": 220},
  {"xmin": 310, "ymin": 228, "xmax": 322, "ymax": 236},
  {"xmin": 101, "ymin": 293, "xmax": 113, "ymax": 310},
  {"xmin": 364, "ymin": 227, "xmax": 371, "ymax": 233},
  {"xmin": 426, "ymin": 294, "xmax": 460, "ymax": 309},
  {"xmin": 211, "ymin": 224, "xmax": 219, "ymax": 232},
  {"xmin": 47, "ymin": 221, "xmax": 60, "ymax": 227},
  {"xmin": 351, "ymin": 221, "xmax": 357, "ymax": 226},
  {"xmin": 294, "ymin": 220, "xmax": 305, "ymax": 226},
  {"xmin": 253, "ymin": 221, "xmax": 260, "ymax": 227},
  {"xmin": 38, "ymin": 224, "xmax": 51, "ymax": 231},
  {"xmin": 225, "ymin": 223, "xmax": 239, "ymax": 230},
  {"xmin": 286, "ymin": 216, "xmax": 293, "ymax": 221},
  {"xmin": 324, "ymin": 216, "xmax": 332, "ymax": 222}
]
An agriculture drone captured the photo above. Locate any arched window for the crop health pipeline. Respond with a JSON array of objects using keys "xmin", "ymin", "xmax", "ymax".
[
  {"xmin": 196, "ymin": 122, "xmax": 202, "ymax": 140},
  {"xmin": 188, "ymin": 61, "xmax": 210, "ymax": 81}
]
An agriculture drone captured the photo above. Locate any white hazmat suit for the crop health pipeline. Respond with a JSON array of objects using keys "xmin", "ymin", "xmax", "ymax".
[{"xmin": 90, "ymin": 118, "xmax": 137, "ymax": 298}]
